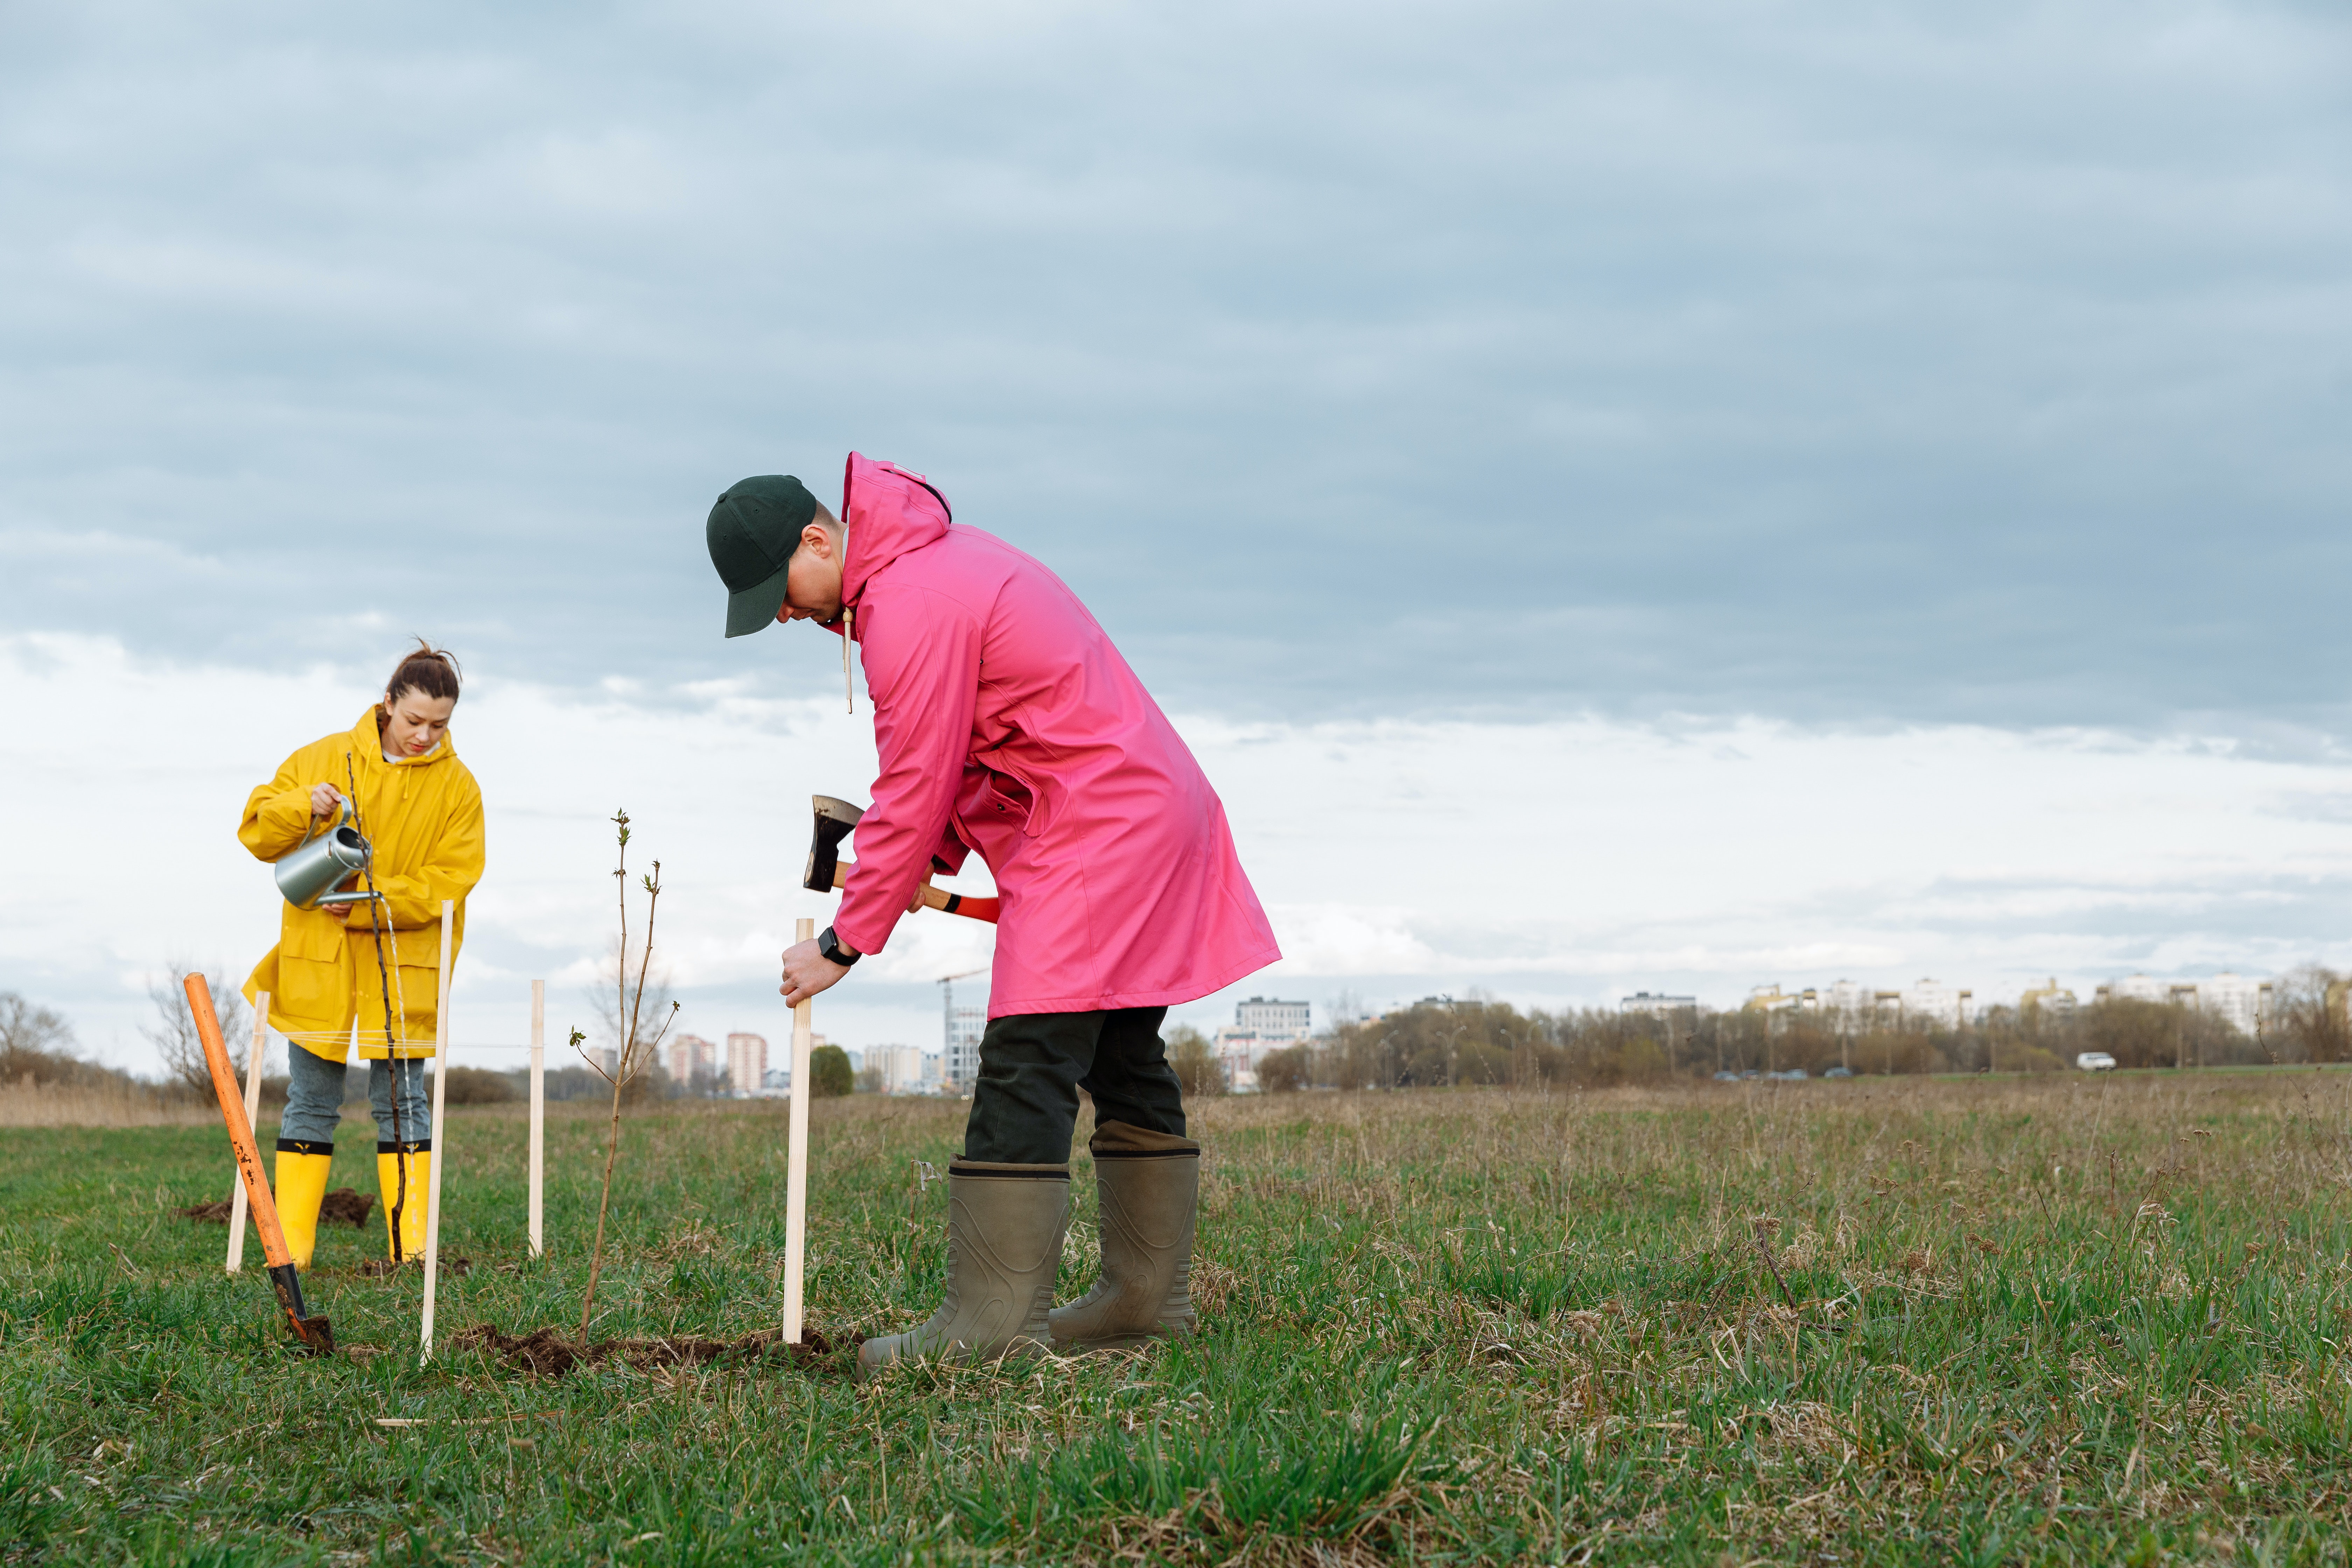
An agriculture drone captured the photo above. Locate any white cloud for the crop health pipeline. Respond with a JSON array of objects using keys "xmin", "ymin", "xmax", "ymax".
[
  {"xmin": 10, "ymin": 632, "xmax": 2352, "ymax": 1072},
  {"xmin": 4, "ymin": 1, "xmax": 2349, "ymax": 729}
]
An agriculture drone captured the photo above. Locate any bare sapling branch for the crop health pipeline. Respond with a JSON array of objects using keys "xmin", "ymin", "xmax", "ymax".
[{"xmin": 574, "ymin": 808, "xmax": 682, "ymax": 1346}]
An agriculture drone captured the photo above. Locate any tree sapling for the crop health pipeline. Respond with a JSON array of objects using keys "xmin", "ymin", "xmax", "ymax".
[{"xmin": 572, "ymin": 808, "xmax": 681, "ymax": 1344}]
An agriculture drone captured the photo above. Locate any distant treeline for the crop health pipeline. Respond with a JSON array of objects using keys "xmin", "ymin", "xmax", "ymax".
[{"xmin": 1239, "ymin": 965, "xmax": 2352, "ymax": 1092}]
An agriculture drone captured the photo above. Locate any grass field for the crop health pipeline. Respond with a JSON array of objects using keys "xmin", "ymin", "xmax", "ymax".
[{"xmin": 4, "ymin": 1072, "xmax": 2352, "ymax": 1565}]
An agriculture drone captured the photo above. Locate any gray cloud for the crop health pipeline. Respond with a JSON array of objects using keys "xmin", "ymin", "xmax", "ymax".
[{"xmin": 2, "ymin": 0, "xmax": 2347, "ymax": 729}]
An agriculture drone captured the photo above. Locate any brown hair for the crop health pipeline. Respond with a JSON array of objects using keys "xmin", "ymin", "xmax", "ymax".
[{"xmin": 385, "ymin": 639, "xmax": 462, "ymax": 705}]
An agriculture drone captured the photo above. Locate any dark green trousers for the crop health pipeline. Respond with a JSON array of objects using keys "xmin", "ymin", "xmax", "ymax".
[{"xmin": 964, "ymin": 1006, "xmax": 1188, "ymax": 1164}]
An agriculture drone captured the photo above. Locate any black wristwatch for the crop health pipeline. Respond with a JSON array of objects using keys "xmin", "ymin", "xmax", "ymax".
[{"xmin": 817, "ymin": 925, "xmax": 861, "ymax": 968}]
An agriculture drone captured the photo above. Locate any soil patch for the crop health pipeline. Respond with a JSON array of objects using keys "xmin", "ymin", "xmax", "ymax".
[
  {"xmin": 453, "ymin": 1323, "xmax": 848, "ymax": 1377},
  {"xmin": 320, "ymin": 1189, "xmax": 376, "ymax": 1227},
  {"xmin": 355, "ymin": 1255, "xmax": 471, "ymax": 1278},
  {"xmin": 178, "ymin": 1187, "xmax": 376, "ymax": 1228}
]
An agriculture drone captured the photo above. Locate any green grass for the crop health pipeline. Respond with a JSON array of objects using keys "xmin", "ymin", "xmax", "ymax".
[{"xmin": 4, "ymin": 1072, "xmax": 2352, "ymax": 1564}]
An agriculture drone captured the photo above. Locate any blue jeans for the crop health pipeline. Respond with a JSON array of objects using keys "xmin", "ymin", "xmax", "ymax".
[{"xmin": 278, "ymin": 1042, "xmax": 432, "ymax": 1152}]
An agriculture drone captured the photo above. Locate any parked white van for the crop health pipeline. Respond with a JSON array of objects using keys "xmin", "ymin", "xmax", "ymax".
[{"xmin": 2075, "ymin": 1051, "xmax": 2118, "ymax": 1072}]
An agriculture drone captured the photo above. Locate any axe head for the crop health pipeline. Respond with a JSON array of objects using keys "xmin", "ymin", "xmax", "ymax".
[{"xmin": 804, "ymin": 795, "xmax": 865, "ymax": 892}]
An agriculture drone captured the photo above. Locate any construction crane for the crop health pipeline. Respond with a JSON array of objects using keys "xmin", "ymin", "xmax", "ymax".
[{"xmin": 939, "ymin": 967, "xmax": 988, "ymax": 1092}]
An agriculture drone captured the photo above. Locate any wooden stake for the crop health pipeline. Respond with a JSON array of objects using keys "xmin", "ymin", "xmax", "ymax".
[
  {"xmin": 528, "ymin": 978, "xmax": 545, "ymax": 1259},
  {"xmin": 420, "ymin": 901, "xmax": 454, "ymax": 1364},
  {"xmin": 784, "ymin": 916, "xmax": 815, "ymax": 1344},
  {"xmin": 225, "ymin": 992, "xmax": 270, "ymax": 1274}
]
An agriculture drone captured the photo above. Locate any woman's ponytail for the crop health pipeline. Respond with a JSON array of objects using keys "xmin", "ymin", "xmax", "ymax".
[{"xmin": 386, "ymin": 639, "xmax": 462, "ymax": 705}]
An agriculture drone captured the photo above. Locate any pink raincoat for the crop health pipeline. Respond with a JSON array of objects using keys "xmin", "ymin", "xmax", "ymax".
[{"xmin": 825, "ymin": 453, "xmax": 1280, "ymax": 1016}]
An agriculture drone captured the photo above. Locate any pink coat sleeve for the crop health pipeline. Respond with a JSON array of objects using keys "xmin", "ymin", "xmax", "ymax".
[{"xmin": 831, "ymin": 587, "xmax": 983, "ymax": 956}]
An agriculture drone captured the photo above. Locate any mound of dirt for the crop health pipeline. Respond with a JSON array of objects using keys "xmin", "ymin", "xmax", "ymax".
[
  {"xmin": 320, "ymin": 1189, "xmax": 376, "ymax": 1228},
  {"xmin": 452, "ymin": 1323, "xmax": 845, "ymax": 1377},
  {"xmin": 178, "ymin": 1188, "xmax": 375, "ymax": 1227}
]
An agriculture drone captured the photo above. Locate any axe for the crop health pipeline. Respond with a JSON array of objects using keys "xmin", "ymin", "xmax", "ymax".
[
  {"xmin": 805, "ymin": 795, "xmax": 999, "ymax": 923},
  {"xmin": 186, "ymin": 973, "xmax": 336, "ymax": 1356}
]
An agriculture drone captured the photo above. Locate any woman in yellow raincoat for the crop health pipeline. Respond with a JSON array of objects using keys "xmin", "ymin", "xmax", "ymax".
[{"xmin": 239, "ymin": 642, "xmax": 485, "ymax": 1268}]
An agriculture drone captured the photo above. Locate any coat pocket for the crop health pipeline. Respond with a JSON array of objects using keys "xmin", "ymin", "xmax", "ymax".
[
  {"xmin": 979, "ymin": 770, "xmax": 1041, "ymax": 838},
  {"xmin": 282, "ymin": 916, "xmax": 348, "ymax": 962},
  {"xmin": 394, "ymin": 963, "xmax": 441, "ymax": 1046},
  {"xmin": 273, "ymin": 918, "xmax": 350, "ymax": 1034}
]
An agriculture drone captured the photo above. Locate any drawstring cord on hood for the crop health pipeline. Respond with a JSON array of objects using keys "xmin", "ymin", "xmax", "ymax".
[
  {"xmin": 346, "ymin": 749, "xmax": 413, "ymax": 1260},
  {"xmin": 840, "ymin": 519, "xmax": 858, "ymax": 714},
  {"xmin": 844, "ymin": 605, "xmax": 856, "ymax": 714}
]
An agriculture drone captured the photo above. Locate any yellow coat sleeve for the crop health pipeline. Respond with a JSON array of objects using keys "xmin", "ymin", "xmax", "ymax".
[{"xmin": 239, "ymin": 749, "xmax": 323, "ymax": 863}]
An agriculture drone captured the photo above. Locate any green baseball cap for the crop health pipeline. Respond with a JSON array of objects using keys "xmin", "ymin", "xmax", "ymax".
[{"xmin": 707, "ymin": 475, "xmax": 819, "ymax": 638}]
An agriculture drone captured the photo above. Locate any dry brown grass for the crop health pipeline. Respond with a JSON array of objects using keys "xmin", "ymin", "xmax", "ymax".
[{"xmin": 0, "ymin": 1076, "xmax": 212, "ymax": 1127}]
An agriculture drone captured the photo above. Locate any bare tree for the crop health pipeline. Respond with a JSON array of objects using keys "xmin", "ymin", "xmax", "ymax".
[
  {"xmin": 1256, "ymin": 1044, "xmax": 1312, "ymax": 1092},
  {"xmin": 2271, "ymin": 965, "xmax": 2348, "ymax": 1064},
  {"xmin": 1169, "ymin": 1025, "xmax": 1224, "ymax": 1096},
  {"xmin": 145, "ymin": 966, "xmax": 252, "ymax": 1094},
  {"xmin": 1, "ymin": 993, "xmax": 79, "ymax": 1082},
  {"xmin": 584, "ymin": 934, "xmax": 677, "ymax": 1104}
]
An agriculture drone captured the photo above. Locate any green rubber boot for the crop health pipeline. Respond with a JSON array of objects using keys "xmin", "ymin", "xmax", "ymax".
[
  {"xmin": 1049, "ymin": 1124, "xmax": 1199, "ymax": 1351},
  {"xmin": 856, "ymin": 1161, "xmax": 1070, "ymax": 1380}
]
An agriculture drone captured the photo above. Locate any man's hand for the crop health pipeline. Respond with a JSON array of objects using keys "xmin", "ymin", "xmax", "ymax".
[
  {"xmin": 779, "ymin": 938, "xmax": 852, "ymax": 1007},
  {"xmin": 908, "ymin": 872, "xmax": 934, "ymax": 915},
  {"xmin": 310, "ymin": 783, "xmax": 345, "ymax": 819}
]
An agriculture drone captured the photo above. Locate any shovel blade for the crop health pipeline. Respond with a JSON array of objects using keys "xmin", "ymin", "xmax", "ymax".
[{"xmin": 266, "ymin": 1262, "xmax": 337, "ymax": 1357}]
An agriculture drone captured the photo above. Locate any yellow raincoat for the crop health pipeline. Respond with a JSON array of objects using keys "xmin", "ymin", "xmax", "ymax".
[{"xmin": 239, "ymin": 707, "xmax": 486, "ymax": 1060}]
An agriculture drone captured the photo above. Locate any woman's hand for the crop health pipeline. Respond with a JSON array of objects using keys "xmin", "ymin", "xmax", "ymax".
[
  {"xmin": 309, "ymin": 783, "xmax": 344, "ymax": 819},
  {"xmin": 779, "ymin": 938, "xmax": 852, "ymax": 1007},
  {"xmin": 908, "ymin": 872, "xmax": 934, "ymax": 914}
]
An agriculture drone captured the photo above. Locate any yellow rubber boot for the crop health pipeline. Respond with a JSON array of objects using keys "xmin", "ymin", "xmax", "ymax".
[
  {"xmin": 271, "ymin": 1144, "xmax": 335, "ymax": 1271},
  {"xmin": 376, "ymin": 1148, "xmax": 430, "ymax": 1263}
]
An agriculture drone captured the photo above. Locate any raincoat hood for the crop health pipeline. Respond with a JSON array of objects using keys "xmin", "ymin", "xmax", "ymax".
[{"xmin": 838, "ymin": 451, "xmax": 951, "ymax": 614}]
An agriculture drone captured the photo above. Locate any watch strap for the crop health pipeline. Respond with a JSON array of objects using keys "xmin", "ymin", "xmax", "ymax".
[{"xmin": 818, "ymin": 925, "xmax": 860, "ymax": 967}]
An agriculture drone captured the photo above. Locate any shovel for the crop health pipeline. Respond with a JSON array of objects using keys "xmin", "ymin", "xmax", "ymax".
[{"xmin": 186, "ymin": 973, "xmax": 336, "ymax": 1355}]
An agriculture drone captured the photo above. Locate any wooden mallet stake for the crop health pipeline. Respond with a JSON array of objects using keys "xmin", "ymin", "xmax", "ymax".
[
  {"xmin": 420, "ymin": 901, "xmax": 453, "ymax": 1364},
  {"xmin": 783, "ymin": 916, "xmax": 815, "ymax": 1344},
  {"xmin": 224, "ymin": 992, "xmax": 269, "ymax": 1275},
  {"xmin": 186, "ymin": 974, "xmax": 333, "ymax": 1354},
  {"xmin": 528, "ymin": 978, "xmax": 545, "ymax": 1259}
]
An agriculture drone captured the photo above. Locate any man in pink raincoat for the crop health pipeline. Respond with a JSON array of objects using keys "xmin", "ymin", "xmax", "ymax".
[{"xmin": 705, "ymin": 455, "xmax": 1280, "ymax": 1377}]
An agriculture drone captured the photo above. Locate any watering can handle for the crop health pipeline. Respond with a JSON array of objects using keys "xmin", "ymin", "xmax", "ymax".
[
  {"xmin": 297, "ymin": 794, "xmax": 352, "ymax": 847},
  {"xmin": 282, "ymin": 796, "xmax": 354, "ymax": 872}
]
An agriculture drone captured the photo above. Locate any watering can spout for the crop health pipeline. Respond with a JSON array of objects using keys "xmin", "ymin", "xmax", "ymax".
[{"xmin": 273, "ymin": 802, "xmax": 374, "ymax": 911}]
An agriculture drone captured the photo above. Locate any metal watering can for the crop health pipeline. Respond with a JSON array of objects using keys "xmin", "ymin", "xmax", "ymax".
[{"xmin": 274, "ymin": 800, "xmax": 375, "ymax": 910}]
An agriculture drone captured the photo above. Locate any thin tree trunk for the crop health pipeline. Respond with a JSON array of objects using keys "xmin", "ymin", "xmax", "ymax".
[
  {"xmin": 579, "ymin": 1074, "xmax": 624, "ymax": 1343},
  {"xmin": 573, "ymin": 814, "xmax": 676, "ymax": 1348}
]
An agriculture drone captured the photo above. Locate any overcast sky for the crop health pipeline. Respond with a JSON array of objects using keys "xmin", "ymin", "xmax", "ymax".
[{"xmin": 4, "ymin": 2, "xmax": 2350, "ymax": 1071}]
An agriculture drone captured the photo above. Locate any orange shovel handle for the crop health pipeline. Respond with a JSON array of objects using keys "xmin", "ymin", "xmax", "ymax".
[
  {"xmin": 188, "ymin": 975, "xmax": 333, "ymax": 1353},
  {"xmin": 188, "ymin": 975, "xmax": 293, "ymax": 1268}
]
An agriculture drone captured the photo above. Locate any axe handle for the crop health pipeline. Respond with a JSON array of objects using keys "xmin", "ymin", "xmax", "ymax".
[
  {"xmin": 828, "ymin": 860, "xmax": 1000, "ymax": 924},
  {"xmin": 188, "ymin": 975, "xmax": 295, "ymax": 1271}
]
